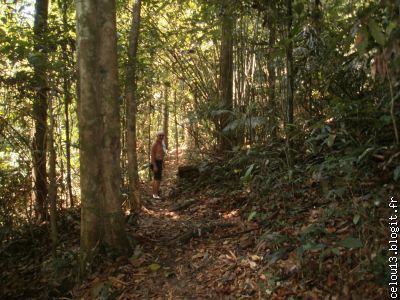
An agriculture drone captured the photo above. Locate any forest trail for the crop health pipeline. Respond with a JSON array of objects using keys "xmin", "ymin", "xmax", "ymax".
[
  {"xmin": 78, "ymin": 156, "xmax": 265, "ymax": 299},
  {"xmin": 0, "ymin": 151, "xmax": 389, "ymax": 300},
  {"xmin": 1, "ymin": 1, "xmax": 398, "ymax": 299},
  {"xmin": 75, "ymin": 152, "xmax": 389, "ymax": 300}
]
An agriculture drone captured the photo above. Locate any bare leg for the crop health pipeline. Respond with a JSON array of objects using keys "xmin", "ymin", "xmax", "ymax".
[
  {"xmin": 152, "ymin": 179, "xmax": 156, "ymax": 195},
  {"xmin": 154, "ymin": 180, "xmax": 161, "ymax": 196}
]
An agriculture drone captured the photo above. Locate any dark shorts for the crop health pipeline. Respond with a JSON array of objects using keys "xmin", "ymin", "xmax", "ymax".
[{"xmin": 151, "ymin": 159, "xmax": 163, "ymax": 181}]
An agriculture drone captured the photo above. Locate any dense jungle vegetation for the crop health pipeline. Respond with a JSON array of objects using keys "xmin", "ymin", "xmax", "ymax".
[{"xmin": 0, "ymin": 0, "xmax": 399, "ymax": 298}]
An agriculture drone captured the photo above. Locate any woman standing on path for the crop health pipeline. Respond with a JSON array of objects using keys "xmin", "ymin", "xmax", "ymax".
[{"xmin": 151, "ymin": 130, "xmax": 166, "ymax": 199}]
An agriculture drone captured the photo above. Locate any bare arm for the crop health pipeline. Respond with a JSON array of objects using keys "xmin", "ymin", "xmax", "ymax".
[
  {"xmin": 151, "ymin": 143, "xmax": 158, "ymax": 171},
  {"xmin": 151, "ymin": 143, "xmax": 156, "ymax": 164}
]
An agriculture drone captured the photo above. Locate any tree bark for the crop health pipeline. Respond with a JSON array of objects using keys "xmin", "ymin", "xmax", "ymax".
[
  {"xmin": 219, "ymin": 0, "xmax": 234, "ymax": 152},
  {"xmin": 125, "ymin": 0, "xmax": 142, "ymax": 212},
  {"xmin": 266, "ymin": 11, "xmax": 277, "ymax": 138},
  {"xmin": 61, "ymin": 0, "xmax": 74, "ymax": 208},
  {"xmin": 173, "ymin": 89, "xmax": 179, "ymax": 163},
  {"xmin": 76, "ymin": 0, "xmax": 131, "ymax": 269},
  {"xmin": 147, "ymin": 100, "xmax": 152, "ymax": 180},
  {"xmin": 48, "ymin": 97, "xmax": 58, "ymax": 253},
  {"xmin": 32, "ymin": 0, "xmax": 49, "ymax": 222},
  {"xmin": 286, "ymin": 0, "xmax": 294, "ymax": 166},
  {"xmin": 163, "ymin": 84, "xmax": 169, "ymax": 149},
  {"xmin": 286, "ymin": 0, "xmax": 294, "ymax": 126}
]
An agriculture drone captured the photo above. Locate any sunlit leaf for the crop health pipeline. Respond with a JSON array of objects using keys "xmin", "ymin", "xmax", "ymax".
[
  {"xmin": 247, "ymin": 211, "xmax": 257, "ymax": 221},
  {"xmin": 149, "ymin": 263, "xmax": 161, "ymax": 272},
  {"xmin": 353, "ymin": 214, "xmax": 360, "ymax": 225},
  {"xmin": 244, "ymin": 164, "xmax": 254, "ymax": 178}
]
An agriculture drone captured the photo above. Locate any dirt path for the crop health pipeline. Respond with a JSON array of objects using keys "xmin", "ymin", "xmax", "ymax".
[{"xmin": 78, "ymin": 159, "xmax": 264, "ymax": 299}]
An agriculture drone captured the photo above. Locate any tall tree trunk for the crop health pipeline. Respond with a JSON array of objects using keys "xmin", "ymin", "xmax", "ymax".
[
  {"xmin": 148, "ymin": 100, "xmax": 152, "ymax": 180},
  {"xmin": 76, "ymin": 0, "xmax": 131, "ymax": 269},
  {"xmin": 32, "ymin": 0, "xmax": 49, "ymax": 222},
  {"xmin": 61, "ymin": 0, "xmax": 74, "ymax": 208},
  {"xmin": 163, "ymin": 84, "xmax": 169, "ymax": 149},
  {"xmin": 126, "ymin": 0, "xmax": 142, "ymax": 212},
  {"xmin": 48, "ymin": 97, "xmax": 58, "ymax": 253},
  {"xmin": 56, "ymin": 123, "xmax": 66, "ymax": 208},
  {"xmin": 173, "ymin": 89, "xmax": 179, "ymax": 163},
  {"xmin": 266, "ymin": 12, "xmax": 277, "ymax": 138},
  {"xmin": 191, "ymin": 93, "xmax": 200, "ymax": 149},
  {"xmin": 219, "ymin": 0, "xmax": 234, "ymax": 152},
  {"xmin": 286, "ymin": 0, "xmax": 294, "ymax": 126},
  {"xmin": 308, "ymin": 0, "xmax": 322, "ymax": 118},
  {"xmin": 121, "ymin": 96, "xmax": 127, "ymax": 195},
  {"xmin": 286, "ymin": 0, "xmax": 294, "ymax": 166}
]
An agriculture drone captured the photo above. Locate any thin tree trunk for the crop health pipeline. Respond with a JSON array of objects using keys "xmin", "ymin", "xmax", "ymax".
[
  {"xmin": 126, "ymin": 0, "xmax": 142, "ymax": 211},
  {"xmin": 76, "ymin": 0, "xmax": 131, "ymax": 270},
  {"xmin": 148, "ymin": 100, "xmax": 152, "ymax": 180},
  {"xmin": 121, "ymin": 96, "xmax": 127, "ymax": 195},
  {"xmin": 192, "ymin": 93, "xmax": 200, "ymax": 149},
  {"xmin": 163, "ymin": 84, "xmax": 169, "ymax": 149},
  {"xmin": 266, "ymin": 12, "xmax": 277, "ymax": 138},
  {"xmin": 48, "ymin": 97, "xmax": 58, "ymax": 253},
  {"xmin": 57, "ymin": 124, "xmax": 65, "ymax": 208},
  {"xmin": 174, "ymin": 89, "xmax": 179, "ymax": 163},
  {"xmin": 32, "ymin": 0, "xmax": 49, "ymax": 222},
  {"xmin": 286, "ymin": 0, "xmax": 294, "ymax": 126},
  {"xmin": 286, "ymin": 0, "xmax": 294, "ymax": 167},
  {"xmin": 61, "ymin": 1, "xmax": 74, "ymax": 208}
]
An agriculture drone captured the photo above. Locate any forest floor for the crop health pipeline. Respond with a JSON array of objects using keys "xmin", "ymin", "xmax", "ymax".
[
  {"xmin": 77, "ymin": 159, "xmax": 269, "ymax": 299},
  {"xmin": 0, "ymin": 152, "xmax": 391, "ymax": 299},
  {"xmin": 73, "ymin": 155, "xmax": 388, "ymax": 300}
]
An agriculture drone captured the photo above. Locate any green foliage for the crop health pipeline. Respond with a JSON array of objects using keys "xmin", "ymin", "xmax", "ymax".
[{"xmin": 0, "ymin": 163, "xmax": 30, "ymax": 243}]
